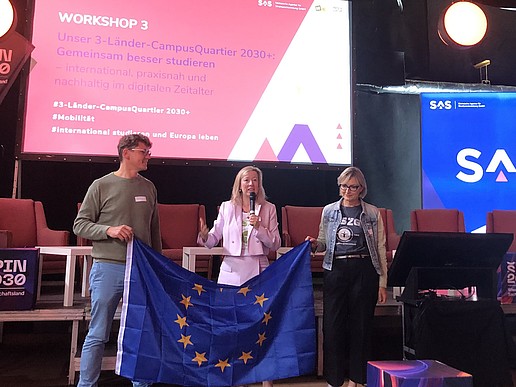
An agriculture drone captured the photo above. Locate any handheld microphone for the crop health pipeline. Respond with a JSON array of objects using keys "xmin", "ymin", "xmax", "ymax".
[{"xmin": 249, "ymin": 192, "xmax": 256, "ymax": 215}]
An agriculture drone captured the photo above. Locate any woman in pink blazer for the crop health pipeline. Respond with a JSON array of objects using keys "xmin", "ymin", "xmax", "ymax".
[
  {"xmin": 198, "ymin": 165, "xmax": 281, "ymax": 287},
  {"xmin": 198, "ymin": 166, "xmax": 281, "ymax": 387}
]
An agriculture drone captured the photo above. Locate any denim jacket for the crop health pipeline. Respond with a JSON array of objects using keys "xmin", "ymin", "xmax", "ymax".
[{"xmin": 316, "ymin": 199, "xmax": 388, "ymax": 288}]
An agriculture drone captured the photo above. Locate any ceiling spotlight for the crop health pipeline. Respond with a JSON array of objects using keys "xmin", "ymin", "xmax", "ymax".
[
  {"xmin": 0, "ymin": 0, "xmax": 16, "ymax": 39},
  {"xmin": 438, "ymin": 1, "xmax": 488, "ymax": 48}
]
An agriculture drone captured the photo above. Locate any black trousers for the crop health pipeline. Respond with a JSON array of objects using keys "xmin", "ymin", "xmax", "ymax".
[{"xmin": 323, "ymin": 258, "xmax": 379, "ymax": 386}]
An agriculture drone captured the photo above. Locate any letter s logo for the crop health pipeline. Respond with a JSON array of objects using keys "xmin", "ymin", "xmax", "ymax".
[
  {"xmin": 456, "ymin": 148, "xmax": 483, "ymax": 183},
  {"xmin": 429, "ymin": 100, "xmax": 452, "ymax": 110}
]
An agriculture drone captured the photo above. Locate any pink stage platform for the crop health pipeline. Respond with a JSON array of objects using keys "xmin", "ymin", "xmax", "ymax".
[{"xmin": 367, "ymin": 360, "xmax": 473, "ymax": 387}]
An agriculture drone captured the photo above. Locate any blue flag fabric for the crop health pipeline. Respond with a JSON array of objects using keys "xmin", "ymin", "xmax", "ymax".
[{"xmin": 116, "ymin": 239, "xmax": 316, "ymax": 386}]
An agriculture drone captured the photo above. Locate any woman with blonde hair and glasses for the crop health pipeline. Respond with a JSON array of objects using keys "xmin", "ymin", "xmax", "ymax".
[
  {"xmin": 307, "ymin": 166, "xmax": 387, "ymax": 387},
  {"xmin": 198, "ymin": 165, "xmax": 281, "ymax": 387}
]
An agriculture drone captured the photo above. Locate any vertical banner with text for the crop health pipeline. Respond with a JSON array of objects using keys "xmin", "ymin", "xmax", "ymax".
[
  {"xmin": 498, "ymin": 252, "xmax": 516, "ymax": 304},
  {"xmin": 0, "ymin": 248, "xmax": 39, "ymax": 311},
  {"xmin": 0, "ymin": 32, "xmax": 34, "ymax": 104}
]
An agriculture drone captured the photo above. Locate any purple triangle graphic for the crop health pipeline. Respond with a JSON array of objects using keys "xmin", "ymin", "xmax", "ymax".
[
  {"xmin": 496, "ymin": 170, "xmax": 508, "ymax": 182},
  {"xmin": 277, "ymin": 124, "xmax": 326, "ymax": 163}
]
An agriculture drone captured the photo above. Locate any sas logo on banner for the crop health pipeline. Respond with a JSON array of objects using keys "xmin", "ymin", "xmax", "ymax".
[
  {"xmin": 0, "ymin": 48, "xmax": 13, "ymax": 76},
  {"xmin": 429, "ymin": 100, "xmax": 452, "ymax": 110},
  {"xmin": 456, "ymin": 148, "xmax": 516, "ymax": 183}
]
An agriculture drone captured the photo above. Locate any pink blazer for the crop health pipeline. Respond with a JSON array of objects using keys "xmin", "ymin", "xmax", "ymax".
[{"xmin": 198, "ymin": 200, "xmax": 281, "ymax": 256}]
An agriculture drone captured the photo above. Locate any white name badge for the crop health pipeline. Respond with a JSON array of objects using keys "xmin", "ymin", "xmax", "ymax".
[{"xmin": 135, "ymin": 196, "xmax": 147, "ymax": 202}]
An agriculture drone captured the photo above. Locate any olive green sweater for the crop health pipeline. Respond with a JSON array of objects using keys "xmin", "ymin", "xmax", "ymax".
[{"xmin": 73, "ymin": 172, "xmax": 162, "ymax": 263}]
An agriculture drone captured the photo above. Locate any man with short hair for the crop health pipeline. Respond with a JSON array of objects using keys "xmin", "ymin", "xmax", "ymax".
[{"xmin": 74, "ymin": 134, "xmax": 162, "ymax": 387}]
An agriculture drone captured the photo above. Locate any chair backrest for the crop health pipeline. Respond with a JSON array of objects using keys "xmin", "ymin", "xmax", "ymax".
[
  {"xmin": 378, "ymin": 208, "xmax": 399, "ymax": 251},
  {"xmin": 281, "ymin": 205, "xmax": 323, "ymax": 247},
  {"xmin": 282, "ymin": 205, "xmax": 324, "ymax": 273},
  {"xmin": 159, "ymin": 203, "xmax": 206, "ymax": 250},
  {"xmin": 486, "ymin": 210, "xmax": 516, "ymax": 252},
  {"xmin": 34, "ymin": 200, "xmax": 69, "ymax": 246},
  {"xmin": 0, "ymin": 198, "xmax": 70, "ymax": 275},
  {"xmin": 159, "ymin": 203, "xmax": 212, "ymax": 278},
  {"xmin": 378, "ymin": 208, "xmax": 400, "ymax": 268},
  {"xmin": 0, "ymin": 198, "xmax": 38, "ymax": 247},
  {"xmin": 0, "ymin": 230, "xmax": 11, "ymax": 247},
  {"xmin": 410, "ymin": 209, "xmax": 465, "ymax": 232}
]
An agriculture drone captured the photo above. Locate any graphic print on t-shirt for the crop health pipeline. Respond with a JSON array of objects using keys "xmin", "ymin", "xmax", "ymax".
[{"xmin": 334, "ymin": 205, "xmax": 365, "ymax": 256}]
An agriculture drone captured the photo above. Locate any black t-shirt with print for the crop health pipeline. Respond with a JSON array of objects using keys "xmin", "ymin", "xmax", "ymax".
[{"xmin": 334, "ymin": 204, "xmax": 368, "ymax": 256}]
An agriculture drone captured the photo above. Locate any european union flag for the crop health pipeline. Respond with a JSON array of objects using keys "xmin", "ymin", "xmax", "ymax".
[{"xmin": 116, "ymin": 239, "xmax": 316, "ymax": 386}]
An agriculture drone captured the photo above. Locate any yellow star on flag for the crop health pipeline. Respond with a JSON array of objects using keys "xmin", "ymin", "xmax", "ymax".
[
  {"xmin": 262, "ymin": 311, "xmax": 272, "ymax": 325},
  {"xmin": 239, "ymin": 351, "xmax": 253, "ymax": 364},
  {"xmin": 215, "ymin": 358, "xmax": 231, "ymax": 372},
  {"xmin": 174, "ymin": 314, "xmax": 188, "ymax": 329},
  {"xmin": 192, "ymin": 283, "xmax": 206, "ymax": 296},
  {"xmin": 192, "ymin": 351, "xmax": 208, "ymax": 366},
  {"xmin": 254, "ymin": 293, "xmax": 269, "ymax": 307},
  {"xmin": 237, "ymin": 286, "xmax": 251, "ymax": 296},
  {"xmin": 256, "ymin": 332, "xmax": 267, "ymax": 347},
  {"xmin": 180, "ymin": 294, "xmax": 193, "ymax": 309},
  {"xmin": 178, "ymin": 334, "xmax": 193, "ymax": 348}
]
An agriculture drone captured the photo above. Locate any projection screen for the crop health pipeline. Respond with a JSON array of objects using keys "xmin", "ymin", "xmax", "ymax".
[{"xmin": 19, "ymin": 0, "xmax": 352, "ymax": 166}]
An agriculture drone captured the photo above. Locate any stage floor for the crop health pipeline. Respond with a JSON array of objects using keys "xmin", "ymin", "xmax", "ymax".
[
  {"xmin": 9, "ymin": 282, "xmax": 516, "ymax": 386},
  {"xmin": 0, "ymin": 282, "xmax": 403, "ymax": 386}
]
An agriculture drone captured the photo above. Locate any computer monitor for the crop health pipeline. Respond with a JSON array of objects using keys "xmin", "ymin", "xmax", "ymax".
[{"xmin": 387, "ymin": 231, "xmax": 513, "ymax": 288}]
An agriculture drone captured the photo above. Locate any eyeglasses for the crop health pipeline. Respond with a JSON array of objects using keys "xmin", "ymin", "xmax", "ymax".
[
  {"xmin": 339, "ymin": 184, "xmax": 361, "ymax": 192},
  {"xmin": 131, "ymin": 148, "xmax": 151, "ymax": 156}
]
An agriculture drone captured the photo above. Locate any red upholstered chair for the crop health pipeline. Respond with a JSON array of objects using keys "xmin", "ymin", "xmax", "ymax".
[
  {"xmin": 0, "ymin": 198, "xmax": 70, "ymax": 275},
  {"xmin": 378, "ymin": 208, "xmax": 400, "ymax": 269},
  {"xmin": 158, "ymin": 203, "xmax": 213, "ymax": 279},
  {"xmin": 410, "ymin": 209, "xmax": 466, "ymax": 232},
  {"xmin": 281, "ymin": 205, "xmax": 324, "ymax": 272},
  {"xmin": 0, "ymin": 229, "xmax": 12, "ymax": 248},
  {"xmin": 486, "ymin": 210, "xmax": 516, "ymax": 253}
]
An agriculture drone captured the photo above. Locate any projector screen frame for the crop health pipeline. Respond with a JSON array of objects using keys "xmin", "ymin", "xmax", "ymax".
[{"xmin": 15, "ymin": 0, "xmax": 355, "ymax": 170}]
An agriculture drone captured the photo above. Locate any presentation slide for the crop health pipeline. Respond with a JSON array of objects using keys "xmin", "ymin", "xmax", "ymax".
[
  {"xmin": 421, "ymin": 92, "xmax": 516, "ymax": 232},
  {"xmin": 20, "ymin": 0, "xmax": 352, "ymax": 166}
]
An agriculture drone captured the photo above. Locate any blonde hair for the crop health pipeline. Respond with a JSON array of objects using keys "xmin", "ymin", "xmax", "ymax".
[
  {"xmin": 337, "ymin": 166, "xmax": 368, "ymax": 199},
  {"xmin": 230, "ymin": 166, "xmax": 267, "ymax": 206}
]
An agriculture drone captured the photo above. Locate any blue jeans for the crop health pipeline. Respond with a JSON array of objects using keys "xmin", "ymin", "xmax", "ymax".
[{"xmin": 77, "ymin": 262, "xmax": 152, "ymax": 387}]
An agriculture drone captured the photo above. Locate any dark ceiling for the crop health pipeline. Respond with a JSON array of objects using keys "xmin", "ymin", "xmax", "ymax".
[
  {"xmin": 475, "ymin": 0, "xmax": 516, "ymax": 6},
  {"xmin": 10, "ymin": 0, "xmax": 516, "ymax": 87}
]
